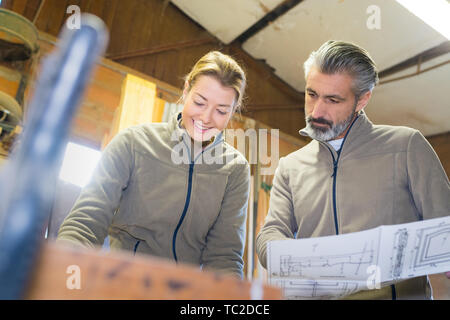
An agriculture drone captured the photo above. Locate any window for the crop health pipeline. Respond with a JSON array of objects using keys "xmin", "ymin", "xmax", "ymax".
[{"xmin": 58, "ymin": 142, "xmax": 101, "ymax": 187}]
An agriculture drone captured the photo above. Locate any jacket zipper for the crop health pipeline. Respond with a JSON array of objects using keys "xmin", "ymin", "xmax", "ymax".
[
  {"xmin": 171, "ymin": 134, "xmax": 224, "ymax": 262},
  {"xmin": 327, "ymin": 149, "xmax": 339, "ymax": 235},
  {"xmin": 391, "ymin": 284, "xmax": 397, "ymax": 300},
  {"xmin": 172, "ymin": 162, "xmax": 194, "ymax": 262},
  {"xmin": 325, "ymin": 114, "xmax": 359, "ymax": 235},
  {"xmin": 133, "ymin": 240, "xmax": 141, "ymax": 255}
]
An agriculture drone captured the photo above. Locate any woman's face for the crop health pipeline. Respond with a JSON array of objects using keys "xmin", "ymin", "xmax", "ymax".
[{"xmin": 182, "ymin": 75, "xmax": 236, "ymax": 142}]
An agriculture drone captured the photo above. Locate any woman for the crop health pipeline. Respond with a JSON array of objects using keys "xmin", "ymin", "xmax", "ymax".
[{"xmin": 57, "ymin": 51, "xmax": 250, "ymax": 278}]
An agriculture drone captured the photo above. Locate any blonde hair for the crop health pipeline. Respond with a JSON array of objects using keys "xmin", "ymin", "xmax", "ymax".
[{"xmin": 184, "ymin": 51, "xmax": 246, "ymax": 112}]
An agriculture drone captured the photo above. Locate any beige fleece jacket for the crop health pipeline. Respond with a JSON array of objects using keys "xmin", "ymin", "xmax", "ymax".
[
  {"xmin": 58, "ymin": 112, "xmax": 250, "ymax": 278},
  {"xmin": 256, "ymin": 111, "xmax": 450, "ymax": 299}
]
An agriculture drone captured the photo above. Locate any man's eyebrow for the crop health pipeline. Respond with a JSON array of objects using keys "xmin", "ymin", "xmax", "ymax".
[
  {"xmin": 324, "ymin": 94, "xmax": 345, "ymax": 101},
  {"xmin": 306, "ymin": 88, "xmax": 345, "ymax": 101}
]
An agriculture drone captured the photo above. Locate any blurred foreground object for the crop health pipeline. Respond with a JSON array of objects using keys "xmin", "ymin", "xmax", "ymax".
[
  {"xmin": 0, "ymin": 14, "xmax": 108, "ymax": 299},
  {"xmin": 26, "ymin": 241, "xmax": 282, "ymax": 299}
]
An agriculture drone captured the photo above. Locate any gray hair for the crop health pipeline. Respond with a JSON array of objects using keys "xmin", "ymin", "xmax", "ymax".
[{"xmin": 303, "ymin": 40, "xmax": 379, "ymax": 98}]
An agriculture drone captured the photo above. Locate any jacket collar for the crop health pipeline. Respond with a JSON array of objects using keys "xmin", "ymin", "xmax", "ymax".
[
  {"xmin": 299, "ymin": 110, "xmax": 374, "ymax": 156},
  {"xmin": 169, "ymin": 112, "xmax": 225, "ymax": 163},
  {"xmin": 169, "ymin": 112, "xmax": 224, "ymax": 143}
]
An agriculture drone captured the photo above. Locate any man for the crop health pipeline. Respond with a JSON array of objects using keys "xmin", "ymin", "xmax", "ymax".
[{"xmin": 256, "ymin": 40, "xmax": 450, "ymax": 299}]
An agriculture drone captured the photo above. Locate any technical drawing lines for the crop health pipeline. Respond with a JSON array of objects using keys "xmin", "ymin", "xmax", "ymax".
[
  {"xmin": 277, "ymin": 279, "xmax": 360, "ymax": 299},
  {"xmin": 278, "ymin": 241, "xmax": 376, "ymax": 278},
  {"xmin": 391, "ymin": 228, "xmax": 408, "ymax": 279},
  {"xmin": 410, "ymin": 221, "xmax": 450, "ymax": 273},
  {"xmin": 268, "ymin": 216, "xmax": 450, "ymax": 300}
]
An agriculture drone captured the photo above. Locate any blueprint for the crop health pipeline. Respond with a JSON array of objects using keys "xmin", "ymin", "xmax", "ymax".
[{"xmin": 267, "ymin": 216, "xmax": 450, "ymax": 299}]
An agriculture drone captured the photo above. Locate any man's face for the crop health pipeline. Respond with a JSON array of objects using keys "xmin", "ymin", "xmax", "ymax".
[{"xmin": 304, "ymin": 66, "xmax": 366, "ymax": 141}]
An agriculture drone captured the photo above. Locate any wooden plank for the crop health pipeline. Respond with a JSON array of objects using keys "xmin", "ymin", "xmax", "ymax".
[
  {"xmin": 11, "ymin": 0, "xmax": 28, "ymax": 16},
  {"xmin": 84, "ymin": 78, "xmax": 122, "ymax": 112},
  {"xmin": 35, "ymin": 0, "xmax": 69, "ymax": 35},
  {"xmin": 152, "ymin": 97, "xmax": 166, "ymax": 123},
  {"xmin": 23, "ymin": 0, "xmax": 43, "ymax": 23},
  {"xmin": 0, "ymin": 71, "xmax": 20, "ymax": 98},
  {"xmin": 26, "ymin": 241, "xmax": 282, "ymax": 300},
  {"xmin": 116, "ymin": 73, "xmax": 156, "ymax": 131},
  {"xmin": 100, "ymin": 0, "xmax": 119, "ymax": 31},
  {"xmin": 102, "ymin": 73, "xmax": 157, "ymax": 148}
]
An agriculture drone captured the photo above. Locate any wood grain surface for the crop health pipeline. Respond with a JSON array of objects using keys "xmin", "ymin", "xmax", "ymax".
[{"xmin": 25, "ymin": 241, "xmax": 282, "ymax": 300}]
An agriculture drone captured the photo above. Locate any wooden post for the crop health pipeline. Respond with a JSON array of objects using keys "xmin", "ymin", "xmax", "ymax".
[{"xmin": 102, "ymin": 73, "xmax": 157, "ymax": 148}]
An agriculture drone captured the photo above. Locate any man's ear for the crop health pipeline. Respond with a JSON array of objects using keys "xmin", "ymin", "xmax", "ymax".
[{"xmin": 355, "ymin": 90, "xmax": 372, "ymax": 112}]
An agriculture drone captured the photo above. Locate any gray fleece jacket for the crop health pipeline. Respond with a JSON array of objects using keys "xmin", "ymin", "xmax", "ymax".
[
  {"xmin": 256, "ymin": 111, "xmax": 450, "ymax": 299},
  {"xmin": 58, "ymin": 112, "xmax": 250, "ymax": 278}
]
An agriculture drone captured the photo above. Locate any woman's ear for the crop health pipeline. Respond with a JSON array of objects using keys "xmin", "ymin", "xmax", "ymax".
[{"xmin": 182, "ymin": 80, "xmax": 190, "ymax": 102}]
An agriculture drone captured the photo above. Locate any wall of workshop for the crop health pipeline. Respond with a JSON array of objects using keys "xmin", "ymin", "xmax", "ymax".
[
  {"xmin": 2, "ymin": 0, "xmax": 306, "ymax": 139},
  {"xmin": 2, "ymin": 0, "xmax": 448, "ymax": 169},
  {"xmin": 3, "ymin": 25, "xmax": 308, "ymax": 279},
  {"xmin": 427, "ymin": 132, "xmax": 450, "ymax": 178}
]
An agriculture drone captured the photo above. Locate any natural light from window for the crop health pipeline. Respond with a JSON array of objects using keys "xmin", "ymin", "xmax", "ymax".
[
  {"xmin": 396, "ymin": 0, "xmax": 450, "ymax": 40},
  {"xmin": 59, "ymin": 142, "xmax": 101, "ymax": 188}
]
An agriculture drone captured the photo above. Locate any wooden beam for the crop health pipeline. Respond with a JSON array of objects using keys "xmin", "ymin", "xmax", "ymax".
[
  {"xmin": 106, "ymin": 38, "xmax": 218, "ymax": 61},
  {"xmin": 378, "ymin": 41, "xmax": 450, "ymax": 79},
  {"xmin": 32, "ymin": 0, "xmax": 45, "ymax": 24},
  {"xmin": 26, "ymin": 241, "xmax": 282, "ymax": 300},
  {"xmin": 379, "ymin": 59, "xmax": 450, "ymax": 85},
  {"xmin": 235, "ymin": 0, "xmax": 304, "ymax": 44},
  {"xmin": 38, "ymin": 31, "xmax": 183, "ymax": 102}
]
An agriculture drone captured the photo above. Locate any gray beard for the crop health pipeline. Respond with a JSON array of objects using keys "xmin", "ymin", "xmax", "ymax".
[{"xmin": 305, "ymin": 109, "xmax": 356, "ymax": 142}]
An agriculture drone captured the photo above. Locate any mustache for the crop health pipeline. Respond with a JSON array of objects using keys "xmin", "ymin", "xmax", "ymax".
[{"xmin": 306, "ymin": 116, "xmax": 333, "ymax": 128}]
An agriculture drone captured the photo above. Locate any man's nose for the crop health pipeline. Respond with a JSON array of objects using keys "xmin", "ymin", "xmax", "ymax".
[{"xmin": 311, "ymin": 99, "xmax": 327, "ymax": 119}]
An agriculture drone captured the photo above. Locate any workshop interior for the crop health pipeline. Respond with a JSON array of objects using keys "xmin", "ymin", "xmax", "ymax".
[{"xmin": 0, "ymin": 0, "xmax": 449, "ymax": 301}]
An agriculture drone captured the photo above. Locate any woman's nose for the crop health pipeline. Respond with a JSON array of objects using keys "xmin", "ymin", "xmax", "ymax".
[{"xmin": 199, "ymin": 108, "xmax": 213, "ymax": 125}]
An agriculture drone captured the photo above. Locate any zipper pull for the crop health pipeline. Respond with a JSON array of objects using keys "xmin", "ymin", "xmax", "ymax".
[{"xmin": 331, "ymin": 160, "xmax": 338, "ymax": 178}]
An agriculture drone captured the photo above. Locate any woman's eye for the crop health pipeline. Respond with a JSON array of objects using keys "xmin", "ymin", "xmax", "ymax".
[
  {"xmin": 194, "ymin": 101, "xmax": 204, "ymax": 106},
  {"xmin": 217, "ymin": 109, "xmax": 228, "ymax": 115}
]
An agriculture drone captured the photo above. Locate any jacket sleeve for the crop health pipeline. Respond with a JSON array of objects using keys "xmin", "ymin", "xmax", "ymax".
[
  {"xmin": 57, "ymin": 128, "xmax": 135, "ymax": 248},
  {"xmin": 406, "ymin": 130, "xmax": 450, "ymax": 220},
  {"xmin": 201, "ymin": 161, "xmax": 250, "ymax": 279},
  {"xmin": 255, "ymin": 157, "xmax": 297, "ymax": 269}
]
